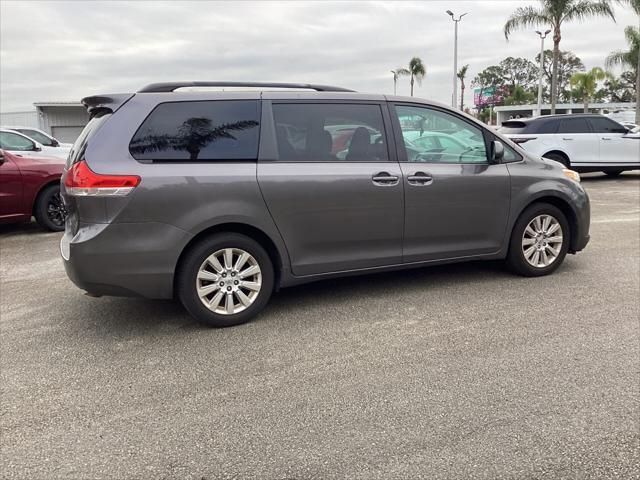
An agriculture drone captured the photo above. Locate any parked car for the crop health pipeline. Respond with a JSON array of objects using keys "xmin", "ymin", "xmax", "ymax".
[
  {"xmin": 0, "ymin": 149, "xmax": 66, "ymax": 231},
  {"xmin": 2, "ymin": 126, "xmax": 73, "ymax": 148},
  {"xmin": 498, "ymin": 114, "xmax": 640, "ymax": 176},
  {"xmin": 0, "ymin": 128, "xmax": 70, "ymax": 160},
  {"xmin": 61, "ymin": 81, "xmax": 590, "ymax": 327},
  {"xmin": 620, "ymin": 122, "xmax": 639, "ymax": 133}
]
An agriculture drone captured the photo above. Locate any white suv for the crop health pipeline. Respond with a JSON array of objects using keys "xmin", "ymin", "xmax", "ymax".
[
  {"xmin": 499, "ymin": 114, "xmax": 639, "ymax": 176},
  {"xmin": 0, "ymin": 128, "xmax": 70, "ymax": 160}
]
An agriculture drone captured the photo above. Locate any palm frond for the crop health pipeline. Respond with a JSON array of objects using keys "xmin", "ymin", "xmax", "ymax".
[
  {"xmin": 504, "ymin": 6, "xmax": 551, "ymax": 39},
  {"xmin": 605, "ymin": 50, "xmax": 628, "ymax": 68},
  {"xmin": 561, "ymin": 0, "xmax": 616, "ymax": 23}
]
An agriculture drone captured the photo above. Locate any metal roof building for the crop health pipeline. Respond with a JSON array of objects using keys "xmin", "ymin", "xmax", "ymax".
[{"xmin": 1, "ymin": 101, "xmax": 88, "ymax": 143}]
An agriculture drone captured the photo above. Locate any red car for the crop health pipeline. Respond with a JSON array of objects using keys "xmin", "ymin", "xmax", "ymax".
[{"xmin": 0, "ymin": 149, "xmax": 66, "ymax": 231}]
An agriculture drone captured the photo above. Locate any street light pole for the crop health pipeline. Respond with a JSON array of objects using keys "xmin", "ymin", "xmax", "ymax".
[
  {"xmin": 535, "ymin": 29, "xmax": 551, "ymax": 117},
  {"xmin": 447, "ymin": 10, "xmax": 467, "ymax": 109}
]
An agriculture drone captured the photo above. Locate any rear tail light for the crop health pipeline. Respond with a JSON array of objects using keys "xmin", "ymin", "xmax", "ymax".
[
  {"xmin": 64, "ymin": 160, "xmax": 140, "ymax": 196},
  {"xmin": 510, "ymin": 137, "xmax": 537, "ymax": 144}
]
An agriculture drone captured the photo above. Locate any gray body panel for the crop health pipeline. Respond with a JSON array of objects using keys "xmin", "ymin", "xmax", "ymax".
[{"xmin": 61, "ymin": 90, "xmax": 591, "ymax": 299}]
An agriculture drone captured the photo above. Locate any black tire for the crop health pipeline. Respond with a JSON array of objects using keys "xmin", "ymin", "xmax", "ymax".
[
  {"xmin": 34, "ymin": 184, "xmax": 66, "ymax": 232},
  {"xmin": 604, "ymin": 170, "xmax": 623, "ymax": 177},
  {"xmin": 506, "ymin": 203, "xmax": 570, "ymax": 277},
  {"xmin": 177, "ymin": 233, "xmax": 274, "ymax": 327},
  {"xmin": 543, "ymin": 152, "xmax": 570, "ymax": 168}
]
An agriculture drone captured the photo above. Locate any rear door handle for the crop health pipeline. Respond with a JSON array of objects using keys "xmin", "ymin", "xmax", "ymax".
[
  {"xmin": 407, "ymin": 172, "xmax": 433, "ymax": 185},
  {"xmin": 601, "ymin": 137, "xmax": 612, "ymax": 141},
  {"xmin": 372, "ymin": 172, "xmax": 399, "ymax": 186},
  {"xmin": 562, "ymin": 137, "xmax": 574, "ymax": 141}
]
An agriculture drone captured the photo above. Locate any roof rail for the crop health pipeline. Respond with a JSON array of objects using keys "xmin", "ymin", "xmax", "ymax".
[{"xmin": 137, "ymin": 81, "xmax": 355, "ymax": 93}]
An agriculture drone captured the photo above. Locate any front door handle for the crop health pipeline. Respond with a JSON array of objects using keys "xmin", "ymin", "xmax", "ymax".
[
  {"xmin": 372, "ymin": 172, "xmax": 399, "ymax": 186},
  {"xmin": 601, "ymin": 137, "xmax": 612, "ymax": 141},
  {"xmin": 407, "ymin": 172, "xmax": 433, "ymax": 185},
  {"xmin": 562, "ymin": 137, "xmax": 574, "ymax": 141}
]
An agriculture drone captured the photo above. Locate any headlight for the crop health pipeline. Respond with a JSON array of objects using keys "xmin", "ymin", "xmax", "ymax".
[{"xmin": 563, "ymin": 169, "xmax": 580, "ymax": 183}]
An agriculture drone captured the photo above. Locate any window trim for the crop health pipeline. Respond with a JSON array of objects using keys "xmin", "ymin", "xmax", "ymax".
[
  {"xmin": 265, "ymin": 100, "xmax": 396, "ymax": 163},
  {"xmin": 388, "ymin": 102, "xmax": 491, "ymax": 165},
  {"xmin": 128, "ymin": 99, "xmax": 262, "ymax": 164}
]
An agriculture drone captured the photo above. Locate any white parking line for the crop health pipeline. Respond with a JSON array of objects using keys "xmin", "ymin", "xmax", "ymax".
[{"xmin": 592, "ymin": 217, "xmax": 640, "ymax": 224}]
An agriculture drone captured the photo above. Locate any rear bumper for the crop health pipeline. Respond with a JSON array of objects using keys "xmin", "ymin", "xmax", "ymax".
[{"xmin": 61, "ymin": 221, "xmax": 192, "ymax": 299}]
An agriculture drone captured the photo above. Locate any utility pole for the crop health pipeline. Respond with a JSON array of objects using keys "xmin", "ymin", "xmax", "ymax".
[
  {"xmin": 447, "ymin": 10, "xmax": 467, "ymax": 109},
  {"xmin": 535, "ymin": 29, "xmax": 551, "ymax": 117}
]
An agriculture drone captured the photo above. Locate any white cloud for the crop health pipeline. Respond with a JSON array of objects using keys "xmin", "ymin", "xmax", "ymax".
[{"xmin": 0, "ymin": 0, "xmax": 634, "ymax": 112}]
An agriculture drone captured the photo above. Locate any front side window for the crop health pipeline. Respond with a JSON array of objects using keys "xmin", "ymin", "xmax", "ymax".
[
  {"xmin": 587, "ymin": 117, "xmax": 628, "ymax": 134},
  {"xmin": 16, "ymin": 129, "xmax": 54, "ymax": 146},
  {"xmin": 559, "ymin": 118, "xmax": 590, "ymax": 134},
  {"xmin": 394, "ymin": 105, "xmax": 487, "ymax": 163},
  {"xmin": 272, "ymin": 103, "xmax": 388, "ymax": 162},
  {"xmin": 130, "ymin": 100, "xmax": 260, "ymax": 162},
  {"xmin": 0, "ymin": 131, "xmax": 35, "ymax": 151}
]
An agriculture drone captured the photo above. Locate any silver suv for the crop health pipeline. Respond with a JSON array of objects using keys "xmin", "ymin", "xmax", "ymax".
[{"xmin": 61, "ymin": 82, "xmax": 590, "ymax": 327}]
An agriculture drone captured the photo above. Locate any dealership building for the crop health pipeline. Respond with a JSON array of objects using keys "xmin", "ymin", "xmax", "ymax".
[{"xmin": 1, "ymin": 102, "xmax": 88, "ymax": 143}]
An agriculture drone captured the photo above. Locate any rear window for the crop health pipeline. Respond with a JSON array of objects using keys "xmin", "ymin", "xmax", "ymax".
[
  {"xmin": 498, "ymin": 121, "xmax": 527, "ymax": 134},
  {"xmin": 129, "ymin": 100, "xmax": 260, "ymax": 162},
  {"xmin": 67, "ymin": 111, "xmax": 111, "ymax": 168}
]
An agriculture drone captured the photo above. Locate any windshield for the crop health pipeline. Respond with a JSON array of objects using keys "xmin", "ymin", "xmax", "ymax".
[{"xmin": 16, "ymin": 129, "xmax": 54, "ymax": 146}]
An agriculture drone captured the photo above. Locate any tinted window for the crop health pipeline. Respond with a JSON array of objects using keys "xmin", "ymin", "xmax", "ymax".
[
  {"xmin": 588, "ymin": 117, "xmax": 628, "ymax": 133},
  {"xmin": 502, "ymin": 142, "xmax": 522, "ymax": 162},
  {"xmin": 16, "ymin": 129, "xmax": 54, "ymax": 146},
  {"xmin": 130, "ymin": 100, "xmax": 260, "ymax": 162},
  {"xmin": 272, "ymin": 103, "xmax": 388, "ymax": 161},
  {"xmin": 0, "ymin": 131, "xmax": 35, "ymax": 151},
  {"xmin": 536, "ymin": 120, "xmax": 559, "ymax": 134},
  {"xmin": 498, "ymin": 121, "xmax": 527, "ymax": 134},
  {"xmin": 394, "ymin": 105, "xmax": 487, "ymax": 163},
  {"xmin": 67, "ymin": 111, "xmax": 111, "ymax": 167},
  {"xmin": 559, "ymin": 118, "xmax": 590, "ymax": 134}
]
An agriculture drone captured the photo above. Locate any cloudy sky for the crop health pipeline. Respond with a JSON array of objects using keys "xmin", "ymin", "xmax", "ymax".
[{"xmin": 0, "ymin": 1, "xmax": 635, "ymax": 112}]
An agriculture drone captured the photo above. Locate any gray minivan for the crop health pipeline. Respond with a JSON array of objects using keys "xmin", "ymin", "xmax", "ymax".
[{"xmin": 61, "ymin": 82, "xmax": 590, "ymax": 327}]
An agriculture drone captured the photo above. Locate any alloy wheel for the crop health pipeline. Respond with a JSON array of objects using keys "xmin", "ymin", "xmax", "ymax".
[
  {"xmin": 521, "ymin": 214, "xmax": 564, "ymax": 268},
  {"xmin": 196, "ymin": 248, "xmax": 262, "ymax": 315},
  {"xmin": 47, "ymin": 192, "xmax": 66, "ymax": 227}
]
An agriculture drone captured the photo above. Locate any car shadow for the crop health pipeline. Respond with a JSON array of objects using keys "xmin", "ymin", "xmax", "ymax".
[
  {"xmin": 76, "ymin": 259, "xmax": 515, "ymax": 339},
  {"xmin": 0, "ymin": 220, "xmax": 54, "ymax": 237},
  {"xmin": 580, "ymin": 171, "xmax": 640, "ymax": 182}
]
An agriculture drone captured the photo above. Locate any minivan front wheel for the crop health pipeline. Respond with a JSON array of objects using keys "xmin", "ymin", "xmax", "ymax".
[
  {"xmin": 507, "ymin": 203, "xmax": 570, "ymax": 277},
  {"xmin": 177, "ymin": 233, "xmax": 274, "ymax": 327}
]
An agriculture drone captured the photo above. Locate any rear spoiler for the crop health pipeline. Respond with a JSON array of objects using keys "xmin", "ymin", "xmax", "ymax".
[{"xmin": 81, "ymin": 93, "xmax": 134, "ymax": 118}]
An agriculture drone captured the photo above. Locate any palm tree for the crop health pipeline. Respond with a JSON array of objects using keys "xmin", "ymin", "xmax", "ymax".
[
  {"xmin": 391, "ymin": 68, "xmax": 409, "ymax": 95},
  {"xmin": 606, "ymin": 1, "xmax": 639, "ymax": 122},
  {"xmin": 504, "ymin": 0, "xmax": 616, "ymax": 114},
  {"xmin": 570, "ymin": 67, "xmax": 611, "ymax": 112},
  {"xmin": 407, "ymin": 57, "xmax": 426, "ymax": 97},
  {"xmin": 457, "ymin": 64, "xmax": 469, "ymax": 110}
]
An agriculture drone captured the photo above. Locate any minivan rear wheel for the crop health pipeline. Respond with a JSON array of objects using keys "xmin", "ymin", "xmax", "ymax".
[
  {"xmin": 177, "ymin": 233, "xmax": 274, "ymax": 327},
  {"xmin": 506, "ymin": 203, "xmax": 570, "ymax": 277}
]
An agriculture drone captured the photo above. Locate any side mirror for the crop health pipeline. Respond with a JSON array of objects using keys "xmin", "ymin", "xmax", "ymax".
[
  {"xmin": 51, "ymin": 139, "xmax": 60, "ymax": 147},
  {"xmin": 32, "ymin": 143, "xmax": 42, "ymax": 152},
  {"xmin": 0, "ymin": 150, "xmax": 4, "ymax": 164},
  {"xmin": 491, "ymin": 140, "xmax": 504, "ymax": 163}
]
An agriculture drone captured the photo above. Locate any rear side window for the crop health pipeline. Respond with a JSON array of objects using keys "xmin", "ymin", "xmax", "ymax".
[
  {"xmin": 16, "ymin": 129, "xmax": 54, "ymax": 146},
  {"xmin": 272, "ymin": 103, "xmax": 389, "ymax": 162},
  {"xmin": 559, "ymin": 118, "xmax": 591, "ymax": 134},
  {"xmin": 587, "ymin": 117, "xmax": 628, "ymax": 133},
  {"xmin": 67, "ymin": 111, "xmax": 111, "ymax": 167},
  {"xmin": 536, "ymin": 120, "xmax": 559, "ymax": 134},
  {"xmin": 130, "ymin": 100, "xmax": 260, "ymax": 162}
]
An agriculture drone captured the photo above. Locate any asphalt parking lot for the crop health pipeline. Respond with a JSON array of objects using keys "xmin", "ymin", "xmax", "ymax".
[{"xmin": 1, "ymin": 172, "xmax": 639, "ymax": 480}]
